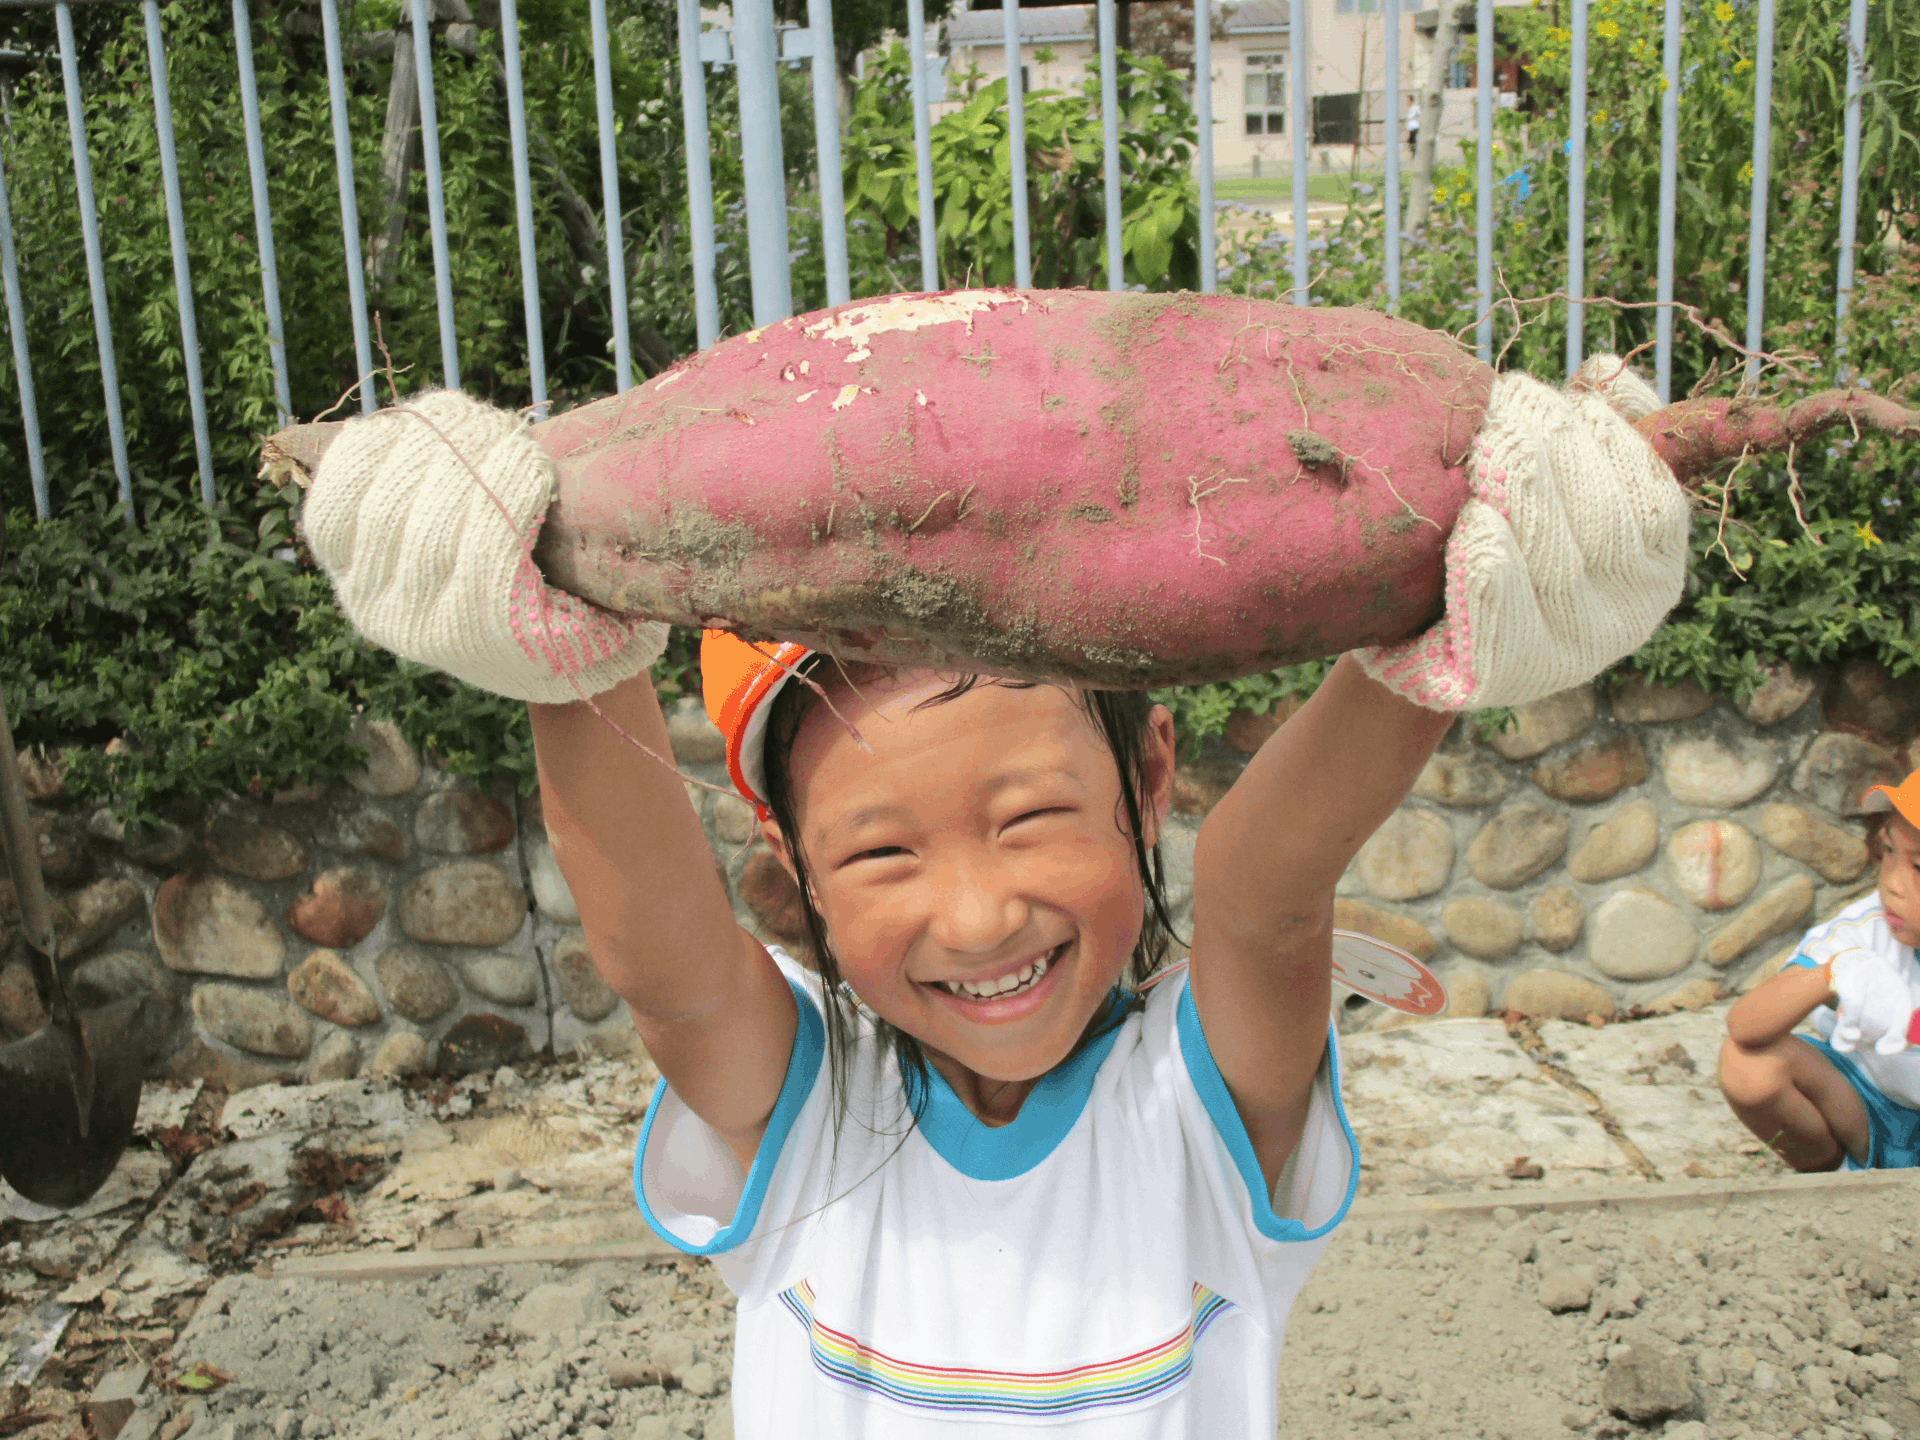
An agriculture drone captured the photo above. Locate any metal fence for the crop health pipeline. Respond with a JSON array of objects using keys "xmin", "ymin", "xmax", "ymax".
[{"xmin": 0, "ymin": 0, "xmax": 1880, "ymax": 523}]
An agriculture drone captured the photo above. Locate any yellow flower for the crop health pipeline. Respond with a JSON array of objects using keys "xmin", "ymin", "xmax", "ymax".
[
  {"xmin": 1596, "ymin": 18, "xmax": 1621, "ymax": 38},
  {"xmin": 1856, "ymin": 521, "xmax": 1883, "ymax": 548},
  {"xmin": 1714, "ymin": 0, "xmax": 1735, "ymax": 20},
  {"xmin": 1738, "ymin": 160, "xmax": 1754, "ymax": 182},
  {"xmin": 1593, "ymin": 108, "xmax": 1609, "ymax": 125},
  {"xmin": 1734, "ymin": 57, "xmax": 1754, "ymax": 72}
]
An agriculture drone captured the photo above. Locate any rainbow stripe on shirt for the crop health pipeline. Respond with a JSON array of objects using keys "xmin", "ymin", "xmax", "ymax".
[{"xmin": 776, "ymin": 1278, "xmax": 1235, "ymax": 1416}]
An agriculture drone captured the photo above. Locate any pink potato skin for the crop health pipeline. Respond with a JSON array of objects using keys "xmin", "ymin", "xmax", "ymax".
[{"xmin": 531, "ymin": 289, "xmax": 1494, "ymax": 688}]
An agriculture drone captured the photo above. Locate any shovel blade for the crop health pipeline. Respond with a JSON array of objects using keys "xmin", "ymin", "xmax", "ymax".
[{"xmin": 0, "ymin": 997, "xmax": 157, "ymax": 1209}]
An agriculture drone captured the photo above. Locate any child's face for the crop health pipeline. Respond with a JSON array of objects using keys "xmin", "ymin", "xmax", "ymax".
[
  {"xmin": 1878, "ymin": 812, "xmax": 1920, "ymax": 947},
  {"xmin": 765, "ymin": 671, "xmax": 1176, "ymax": 1088}
]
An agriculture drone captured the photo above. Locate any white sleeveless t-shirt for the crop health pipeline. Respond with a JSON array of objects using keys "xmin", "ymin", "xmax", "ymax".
[{"xmin": 635, "ymin": 952, "xmax": 1358, "ymax": 1438}]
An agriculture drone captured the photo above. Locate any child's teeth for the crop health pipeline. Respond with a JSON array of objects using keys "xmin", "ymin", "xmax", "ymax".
[{"xmin": 945, "ymin": 953, "xmax": 1052, "ymax": 1000}]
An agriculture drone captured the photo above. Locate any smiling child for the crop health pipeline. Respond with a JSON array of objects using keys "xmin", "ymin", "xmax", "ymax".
[{"xmin": 302, "ymin": 347, "xmax": 1685, "ymax": 1437}]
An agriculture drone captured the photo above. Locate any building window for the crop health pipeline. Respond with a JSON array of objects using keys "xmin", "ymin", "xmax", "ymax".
[
  {"xmin": 1334, "ymin": 0, "xmax": 1381, "ymax": 11},
  {"xmin": 1244, "ymin": 53, "xmax": 1285, "ymax": 135},
  {"xmin": 1020, "ymin": 64, "xmax": 1030, "ymax": 93}
]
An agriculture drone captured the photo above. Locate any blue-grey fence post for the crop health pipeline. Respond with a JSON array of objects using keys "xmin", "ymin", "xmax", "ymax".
[
  {"xmin": 0, "ymin": 147, "xmax": 47, "ymax": 520},
  {"xmin": 590, "ymin": 0, "xmax": 633, "ymax": 391},
  {"xmin": 1383, "ymin": 0, "xmax": 1401, "ymax": 310},
  {"xmin": 1288, "ymin": 0, "xmax": 1308, "ymax": 306},
  {"xmin": 499, "ymin": 0, "xmax": 548, "ymax": 416},
  {"xmin": 735, "ymin": 0, "xmax": 797, "ymax": 318},
  {"xmin": 232, "ymin": 0, "xmax": 293, "ymax": 428},
  {"xmin": 320, "ymin": 0, "xmax": 376, "ymax": 415},
  {"xmin": 146, "ymin": 1, "xmax": 214, "ymax": 503},
  {"xmin": 54, "ymin": 1, "xmax": 132, "ymax": 517},
  {"xmin": 676, "ymin": 0, "xmax": 720, "ymax": 348},
  {"xmin": 903, "ymin": 0, "xmax": 939, "ymax": 292},
  {"xmin": 1002, "ymin": 0, "xmax": 1033, "ymax": 290},
  {"xmin": 1195, "ymin": 0, "xmax": 1216, "ymax": 293},
  {"xmin": 1474, "ymin": 0, "xmax": 1493, "ymax": 363},
  {"xmin": 1097, "ymin": 0, "xmax": 1123, "ymax": 291},
  {"xmin": 809, "ymin": 0, "xmax": 852, "ymax": 306},
  {"xmin": 1565, "ymin": 0, "xmax": 1589, "ymax": 378},
  {"xmin": 1834, "ymin": 0, "xmax": 1867, "ymax": 370},
  {"xmin": 1743, "ymin": 0, "xmax": 1776, "ymax": 385},
  {"xmin": 408, "ymin": 0, "xmax": 461, "ymax": 387},
  {"xmin": 1652, "ymin": 0, "xmax": 1679, "ymax": 400}
]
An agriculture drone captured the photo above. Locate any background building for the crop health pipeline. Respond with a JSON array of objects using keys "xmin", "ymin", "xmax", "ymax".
[{"xmin": 944, "ymin": 0, "xmax": 1538, "ymax": 177}]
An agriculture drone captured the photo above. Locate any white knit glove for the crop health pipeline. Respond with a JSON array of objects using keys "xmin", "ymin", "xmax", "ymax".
[
  {"xmin": 302, "ymin": 390, "xmax": 668, "ymax": 704},
  {"xmin": 1829, "ymin": 950, "xmax": 1915, "ymax": 1057},
  {"xmin": 1355, "ymin": 356, "xmax": 1688, "ymax": 711}
]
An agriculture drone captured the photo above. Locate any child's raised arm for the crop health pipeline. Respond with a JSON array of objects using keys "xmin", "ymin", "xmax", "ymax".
[
  {"xmin": 1190, "ymin": 660, "xmax": 1451, "ymax": 1187},
  {"xmin": 300, "ymin": 391, "xmax": 795, "ymax": 1170},
  {"xmin": 530, "ymin": 680, "xmax": 795, "ymax": 1165},
  {"xmin": 1189, "ymin": 356, "xmax": 1693, "ymax": 1190}
]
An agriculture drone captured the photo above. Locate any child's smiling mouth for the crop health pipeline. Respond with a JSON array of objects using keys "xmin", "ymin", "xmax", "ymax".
[{"xmin": 925, "ymin": 942, "xmax": 1069, "ymax": 1007}]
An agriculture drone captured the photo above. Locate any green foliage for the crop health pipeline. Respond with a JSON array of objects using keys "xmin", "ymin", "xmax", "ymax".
[
  {"xmin": 1150, "ymin": 662, "xmax": 1330, "ymax": 755},
  {"xmin": 842, "ymin": 45, "xmax": 1201, "ymax": 289},
  {"xmin": 0, "ymin": 471, "xmax": 705, "ymax": 826},
  {"xmin": 0, "ymin": 0, "xmax": 701, "ymax": 521},
  {"xmin": 0, "ymin": 0, "xmax": 724, "ymax": 819}
]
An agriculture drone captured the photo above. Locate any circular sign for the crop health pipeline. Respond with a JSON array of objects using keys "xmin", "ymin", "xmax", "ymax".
[{"xmin": 1331, "ymin": 929, "xmax": 1448, "ymax": 1016}]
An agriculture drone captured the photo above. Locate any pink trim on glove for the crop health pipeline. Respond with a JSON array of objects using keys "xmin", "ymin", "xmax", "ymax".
[
  {"xmin": 506, "ymin": 525, "xmax": 643, "ymax": 680},
  {"xmin": 1360, "ymin": 438, "xmax": 1509, "ymax": 710}
]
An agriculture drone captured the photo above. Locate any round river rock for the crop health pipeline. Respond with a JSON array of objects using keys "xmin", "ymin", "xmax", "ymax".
[
  {"xmin": 1588, "ymin": 888, "xmax": 1697, "ymax": 981},
  {"xmin": 400, "ymin": 862, "xmax": 529, "ymax": 948}
]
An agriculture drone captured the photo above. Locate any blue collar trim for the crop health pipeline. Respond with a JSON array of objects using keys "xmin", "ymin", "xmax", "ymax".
[{"xmin": 903, "ymin": 995, "xmax": 1128, "ymax": 1182}]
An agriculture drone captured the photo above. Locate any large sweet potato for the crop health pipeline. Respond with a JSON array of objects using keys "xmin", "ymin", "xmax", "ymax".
[
  {"xmin": 264, "ymin": 289, "xmax": 1918, "ymax": 689},
  {"xmin": 531, "ymin": 290, "xmax": 1492, "ymax": 687}
]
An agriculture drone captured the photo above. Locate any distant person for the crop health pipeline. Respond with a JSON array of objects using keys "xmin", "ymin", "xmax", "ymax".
[
  {"xmin": 1721, "ymin": 771, "xmax": 1920, "ymax": 1170},
  {"xmin": 1406, "ymin": 99, "xmax": 1421, "ymax": 158}
]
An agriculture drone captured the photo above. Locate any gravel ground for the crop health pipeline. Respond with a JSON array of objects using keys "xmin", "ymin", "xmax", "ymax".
[
  {"xmin": 130, "ymin": 1172, "xmax": 1920, "ymax": 1440},
  {"xmin": 170, "ymin": 1258, "xmax": 734, "ymax": 1440},
  {"xmin": 1278, "ymin": 1173, "xmax": 1920, "ymax": 1440}
]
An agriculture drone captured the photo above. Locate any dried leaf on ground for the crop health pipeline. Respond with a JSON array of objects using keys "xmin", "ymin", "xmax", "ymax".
[{"xmin": 149, "ymin": 1128, "xmax": 216, "ymax": 1165}]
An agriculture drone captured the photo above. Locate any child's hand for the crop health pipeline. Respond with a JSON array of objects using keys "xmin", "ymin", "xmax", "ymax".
[
  {"xmin": 303, "ymin": 390, "xmax": 667, "ymax": 703},
  {"xmin": 1829, "ymin": 949, "xmax": 1914, "ymax": 1056},
  {"xmin": 1356, "ymin": 356, "xmax": 1689, "ymax": 712}
]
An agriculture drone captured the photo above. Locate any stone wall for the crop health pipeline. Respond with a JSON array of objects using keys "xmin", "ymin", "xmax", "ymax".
[
  {"xmin": 1, "ymin": 660, "xmax": 1909, "ymax": 1082},
  {"xmin": 1163, "ymin": 662, "xmax": 1910, "ymax": 1032},
  {"xmin": 0, "ymin": 717, "xmax": 638, "ymax": 1087}
]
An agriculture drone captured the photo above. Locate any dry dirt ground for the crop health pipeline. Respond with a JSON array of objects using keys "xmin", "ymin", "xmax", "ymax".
[{"xmin": 1, "ymin": 1002, "xmax": 1908, "ymax": 1440}]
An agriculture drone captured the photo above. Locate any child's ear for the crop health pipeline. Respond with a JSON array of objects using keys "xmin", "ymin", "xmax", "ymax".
[
  {"xmin": 760, "ymin": 817, "xmax": 801, "ymax": 885},
  {"xmin": 1141, "ymin": 703, "xmax": 1178, "ymax": 849}
]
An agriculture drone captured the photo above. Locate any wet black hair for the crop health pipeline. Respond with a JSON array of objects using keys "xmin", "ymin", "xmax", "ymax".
[{"xmin": 759, "ymin": 660, "xmax": 1185, "ymax": 1129}]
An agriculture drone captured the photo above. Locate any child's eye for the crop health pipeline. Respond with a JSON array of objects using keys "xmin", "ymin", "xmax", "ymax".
[{"xmin": 850, "ymin": 845, "xmax": 908, "ymax": 863}]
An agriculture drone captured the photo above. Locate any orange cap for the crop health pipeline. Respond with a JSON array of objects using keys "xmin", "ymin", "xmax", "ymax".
[
  {"xmin": 701, "ymin": 631, "xmax": 813, "ymax": 818},
  {"xmin": 1863, "ymin": 768, "xmax": 1920, "ymax": 831}
]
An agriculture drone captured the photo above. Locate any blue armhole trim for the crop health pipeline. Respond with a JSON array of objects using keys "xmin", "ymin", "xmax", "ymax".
[
  {"xmin": 631, "ymin": 974, "xmax": 825, "ymax": 1256},
  {"xmin": 1175, "ymin": 981, "xmax": 1359, "ymax": 1243},
  {"xmin": 1785, "ymin": 953, "xmax": 1818, "ymax": 971}
]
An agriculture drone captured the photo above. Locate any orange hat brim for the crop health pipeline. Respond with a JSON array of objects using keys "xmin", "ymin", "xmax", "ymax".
[
  {"xmin": 1863, "ymin": 773, "xmax": 1920, "ymax": 834},
  {"xmin": 701, "ymin": 631, "xmax": 812, "ymax": 816}
]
